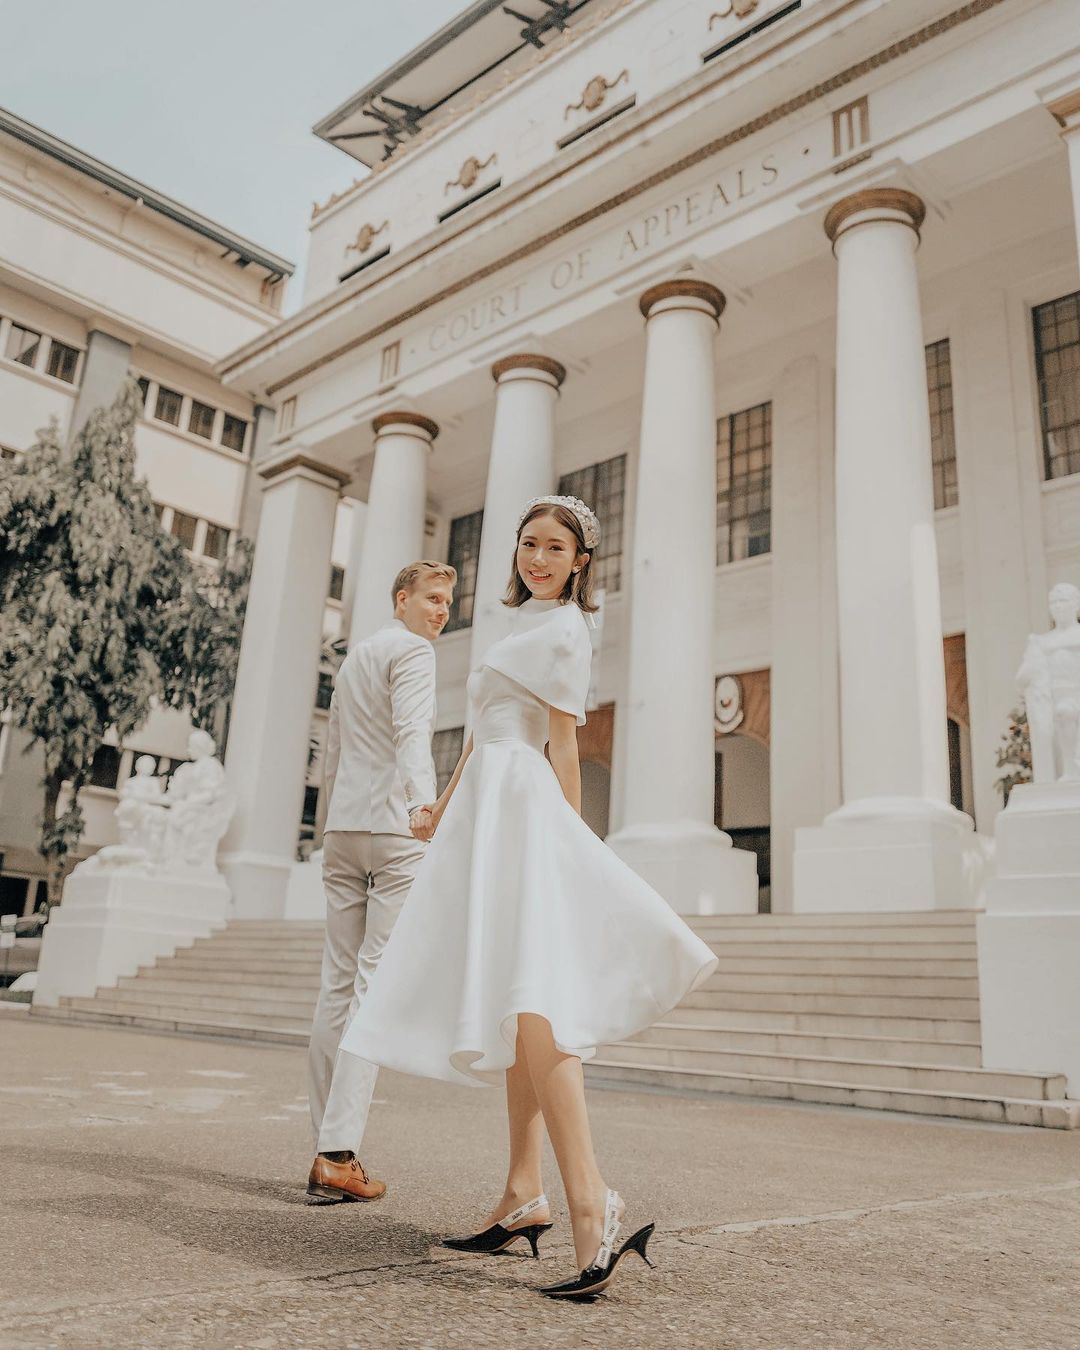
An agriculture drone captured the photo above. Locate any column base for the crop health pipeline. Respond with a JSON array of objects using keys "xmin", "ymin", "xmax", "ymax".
[
  {"xmin": 793, "ymin": 800, "xmax": 986, "ymax": 912},
  {"xmin": 283, "ymin": 852, "xmax": 327, "ymax": 922},
  {"xmin": 33, "ymin": 866, "xmax": 230, "ymax": 1008},
  {"xmin": 221, "ymin": 851, "xmax": 294, "ymax": 919},
  {"xmin": 978, "ymin": 782, "xmax": 1080, "ymax": 1096},
  {"xmin": 606, "ymin": 821, "xmax": 758, "ymax": 915}
]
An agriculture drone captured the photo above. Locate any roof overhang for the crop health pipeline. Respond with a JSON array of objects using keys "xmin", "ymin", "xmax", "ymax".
[
  {"xmin": 0, "ymin": 105, "xmax": 294, "ymax": 282},
  {"xmin": 313, "ymin": 0, "xmax": 601, "ymax": 168}
]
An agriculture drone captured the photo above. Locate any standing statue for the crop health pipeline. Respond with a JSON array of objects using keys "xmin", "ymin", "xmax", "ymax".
[
  {"xmin": 1017, "ymin": 582, "xmax": 1080, "ymax": 783},
  {"xmin": 162, "ymin": 729, "xmax": 235, "ymax": 872}
]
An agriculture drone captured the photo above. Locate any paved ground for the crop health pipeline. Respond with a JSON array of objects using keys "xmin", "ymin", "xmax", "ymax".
[{"xmin": 1, "ymin": 1008, "xmax": 1078, "ymax": 1349}]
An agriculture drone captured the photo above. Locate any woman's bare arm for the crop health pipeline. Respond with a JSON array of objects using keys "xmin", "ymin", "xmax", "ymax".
[{"xmin": 547, "ymin": 708, "xmax": 582, "ymax": 815}]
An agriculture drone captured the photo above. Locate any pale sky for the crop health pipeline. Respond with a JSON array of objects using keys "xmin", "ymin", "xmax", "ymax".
[{"xmin": 0, "ymin": 0, "xmax": 467, "ymax": 308}]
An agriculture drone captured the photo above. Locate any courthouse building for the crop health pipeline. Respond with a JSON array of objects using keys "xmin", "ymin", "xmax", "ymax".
[
  {"xmin": 0, "ymin": 108, "xmax": 354, "ymax": 916},
  {"xmin": 218, "ymin": 0, "xmax": 1080, "ymax": 920}
]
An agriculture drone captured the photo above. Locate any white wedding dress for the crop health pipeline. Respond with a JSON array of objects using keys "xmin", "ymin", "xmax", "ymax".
[{"xmin": 339, "ymin": 596, "xmax": 718, "ymax": 1086}]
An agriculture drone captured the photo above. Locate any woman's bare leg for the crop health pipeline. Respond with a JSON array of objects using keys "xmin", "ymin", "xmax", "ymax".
[
  {"xmin": 484, "ymin": 1026, "xmax": 550, "ymax": 1228},
  {"xmin": 516, "ymin": 1012, "xmax": 616, "ymax": 1269}
]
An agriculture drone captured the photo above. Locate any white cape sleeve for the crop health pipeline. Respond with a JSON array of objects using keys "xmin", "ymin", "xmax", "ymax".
[{"xmin": 482, "ymin": 604, "xmax": 592, "ymax": 726}]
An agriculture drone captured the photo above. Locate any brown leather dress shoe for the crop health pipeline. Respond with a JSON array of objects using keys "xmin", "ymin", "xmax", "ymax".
[{"xmin": 307, "ymin": 1154, "xmax": 387, "ymax": 1203}]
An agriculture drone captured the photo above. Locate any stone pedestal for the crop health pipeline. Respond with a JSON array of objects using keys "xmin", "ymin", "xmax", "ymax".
[
  {"xmin": 978, "ymin": 783, "xmax": 1080, "ymax": 1096},
  {"xmin": 33, "ymin": 867, "xmax": 230, "ymax": 1008},
  {"xmin": 283, "ymin": 853, "xmax": 327, "ymax": 921},
  {"xmin": 607, "ymin": 280, "xmax": 757, "ymax": 915}
]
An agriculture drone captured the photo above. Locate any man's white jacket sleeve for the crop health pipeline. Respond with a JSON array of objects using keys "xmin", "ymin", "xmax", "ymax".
[
  {"xmin": 389, "ymin": 640, "xmax": 438, "ymax": 812},
  {"xmin": 323, "ymin": 688, "xmax": 341, "ymax": 809}
]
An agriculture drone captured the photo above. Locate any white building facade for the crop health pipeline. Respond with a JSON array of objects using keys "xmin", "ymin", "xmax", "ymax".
[
  {"xmin": 216, "ymin": 0, "xmax": 1080, "ymax": 919},
  {"xmin": 0, "ymin": 108, "xmax": 352, "ymax": 917}
]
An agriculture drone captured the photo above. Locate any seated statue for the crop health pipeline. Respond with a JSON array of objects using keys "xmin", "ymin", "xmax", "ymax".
[
  {"xmin": 162, "ymin": 729, "xmax": 235, "ymax": 873},
  {"xmin": 86, "ymin": 754, "xmax": 168, "ymax": 871},
  {"xmin": 1017, "ymin": 582, "xmax": 1080, "ymax": 783}
]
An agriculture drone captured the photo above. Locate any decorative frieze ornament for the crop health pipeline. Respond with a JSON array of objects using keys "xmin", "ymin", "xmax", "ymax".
[
  {"xmin": 714, "ymin": 675, "xmax": 745, "ymax": 735},
  {"xmin": 709, "ymin": 0, "xmax": 760, "ymax": 26},
  {"xmin": 565, "ymin": 70, "xmax": 629, "ymax": 119},
  {"xmin": 345, "ymin": 220, "xmax": 388, "ymax": 257},
  {"xmin": 445, "ymin": 153, "xmax": 497, "ymax": 195}
]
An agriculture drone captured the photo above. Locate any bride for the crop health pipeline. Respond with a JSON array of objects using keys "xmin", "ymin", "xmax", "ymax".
[{"xmin": 339, "ymin": 494, "xmax": 718, "ymax": 1299}]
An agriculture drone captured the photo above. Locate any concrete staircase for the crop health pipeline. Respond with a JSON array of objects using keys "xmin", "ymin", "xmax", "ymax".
[{"xmin": 32, "ymin": 912, "xmax": 1080, "ymax": 1128}]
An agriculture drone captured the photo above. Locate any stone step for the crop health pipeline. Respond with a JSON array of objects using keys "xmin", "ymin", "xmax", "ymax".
[
  {"xmin": 164, "ymin": 953, "xmax": 323, "ymax": 973},
  {"xmin": 59, "ymin": 994, "xmax": 314, "ymax": 1027},
  {"xmin": 180, "ymin": 938, "xmax": 325, "ymax": 956},
  {"xmin": 118, "ymin": 974, "xmax": 319, "ymax": 999},
  {"xmin": 691, "ymin": 925, "xmax": 977, "ymax": 945},
  {"xmin": 583, "ymin": 1061, "xmax": 1080, "ymax": 1130},
  {"xmin": 698, "ymin": 941, "xmax": 977, "ymax": 960},
  {"xmin": 699, "ymin": 972, "xmax": 977, "ymax": 997},
  {"xmin": 664, "ymin": 1006, "xmax": 981, "ymax": 1041},
  {"xmin": 596, "ymin": 1040, "xmax": 1065, "ymax": 1099},
  {"xmin": 221, "ymin": 922, "xmax": 324, "ymax": 934},
  {"xmin": 32, "ymin": 1003, "xmax": 308, "ymax": 1046},
  {"xmin": 688, "ymin": 911, "xmax": 977, "ymax": 927},
  {"xmin": 625, "ymin": 1021, "xmax": 983, "ymax": 1065},
  {"xmin": 707, "ymin": 957, "xmax": 979, "ymax": 976},
  {"xmin": 682, "ymin": 990, "xmax": 981, "ymax": 1019}
]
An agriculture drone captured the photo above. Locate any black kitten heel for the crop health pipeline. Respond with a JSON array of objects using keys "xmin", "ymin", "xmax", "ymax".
[
  {"xmin": 442, "ymin": 1194, "xmax": 553, "ymax": 1258},
  {"xmin": 538, "ymin": 1190, "xmax": 656, "ymax": 1299}
]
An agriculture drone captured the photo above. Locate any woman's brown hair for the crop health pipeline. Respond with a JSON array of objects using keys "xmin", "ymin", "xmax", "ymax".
[{"xmin": 502, "ymin": 503, "xmax": 600, "ymax": 613}]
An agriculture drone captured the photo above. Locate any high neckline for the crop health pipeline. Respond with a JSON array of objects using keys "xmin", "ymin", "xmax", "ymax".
[{"xmin": 520, "ymin": 597, "xmax": 563, "ymax": 612}]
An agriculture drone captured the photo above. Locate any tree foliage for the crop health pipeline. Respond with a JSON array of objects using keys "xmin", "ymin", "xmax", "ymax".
[
  {"xmin": 994, "ymin": 703, "xmax": 1032, "ymax": 806},
  {"xmin": 0, "ymin": 378, "xmax": 251, "ymax": 901}
]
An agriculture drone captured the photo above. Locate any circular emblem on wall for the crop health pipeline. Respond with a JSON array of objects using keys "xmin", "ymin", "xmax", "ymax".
[{"xmin": 714, "ymin": 674, "xmax": 744, "ymax": 735}]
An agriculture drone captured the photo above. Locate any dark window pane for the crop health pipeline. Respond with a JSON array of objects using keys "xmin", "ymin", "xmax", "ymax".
[
  {"xmin": 155, "ymin": 386, "xmax": 183, "ymax": 426},
  {"xmin": 0, "ymin": 875, "xmax": 30, "ymax": 919},
  {"xmin": 136, "ymin": 376, "xmax": 151, "ymax": 411},
  {"xmin": 433, "ymin": 727, "xmax": 465, "ymax": 796},
  {"xmin": 925, "ymin": 339, "xmax": 958, "ymax": 509},
  {"xmin": 220, "ymin": 413, "xmax": 248, "ymax": 453},
  {"xmin": 1034, "ymin": 290, "xmax": 1080, "ymax": 483},
  {"xmin": 88, "ymin": 745, "xmax": 123, "ymax": 790},
  {"xmin": 6, "ymin": 324, "xmax": 41, "ymax": 368},
  {"xmin": 717, "ymin": 403, "xmax": 772, "ymax": 564},
  {"xmin": 301, "ymin": 784, "xmax": 319, "ymax": 826},
  {"xmin": 46, "ymin": 340, "xmax": 80, "ymax": 384},
  {"xmin": 315, "ymin": 671, "xmax": 334, "ymax": 711},
  {"xmin": 152, "ymin": 501, "xmax": 166, "ymax": 523},
  {"xmin": 171, "ymin": 510, "xmax": 198, "ymax": 551},
  {"xmin": 558, "ymin": 453, "xmax": 627, "ymax": 594},
  {"xmin": 445, "ymin": 509, "xmax": 484, "ymax": 633},
  {"xmin": 188, "ymin": 399, "xmax": 215, "ymax": 440},
  {"xmin": 328, "ymin": 564, "xmax": 345, "ymax": 601},
  {"xmin": 203, "ymin": 522, "xmax": 229, "ymax": 561}
]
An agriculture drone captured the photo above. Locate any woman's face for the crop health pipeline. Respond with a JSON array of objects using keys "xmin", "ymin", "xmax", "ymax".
[{"xmin": 516, "ymin": 512, "xmax": 585, "ymax": 601}]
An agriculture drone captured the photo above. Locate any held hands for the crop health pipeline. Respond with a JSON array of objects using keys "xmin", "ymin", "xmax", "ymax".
[{"xmin": 409, "ymin": 805, "xmax": 436, "ymax": 842}]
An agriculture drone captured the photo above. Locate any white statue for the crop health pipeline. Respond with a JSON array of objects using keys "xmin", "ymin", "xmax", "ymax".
[
  {"xmin": 162, "ymin": 729, "xmax": 234, "ymax": 872},
  {"xmin": 82, "ymin": 754, "xmax": 167, "ymax": 872},
  {"xmin": 1017, "ymin": 582, "xmax": 1080, "ymax": 783}
]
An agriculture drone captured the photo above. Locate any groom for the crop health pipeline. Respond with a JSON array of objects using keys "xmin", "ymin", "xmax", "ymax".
[{"xmin": 306, "ymin": 559, "xmax": 456, "ymax": 1202}]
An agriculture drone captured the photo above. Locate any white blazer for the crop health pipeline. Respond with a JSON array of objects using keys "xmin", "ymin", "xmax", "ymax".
[{"xmin": 323, "ymin": 619, "xmax": 438, "ymax": 836}]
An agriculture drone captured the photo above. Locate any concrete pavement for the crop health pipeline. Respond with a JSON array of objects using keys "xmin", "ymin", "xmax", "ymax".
[{"xmin": 0, "ymin": 1009, "xmax": 1078, "ymax": 1348}]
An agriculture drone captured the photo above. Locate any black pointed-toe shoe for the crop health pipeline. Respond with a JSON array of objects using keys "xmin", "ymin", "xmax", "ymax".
[
  {"xmin": 538, "ymin": 1190, "xmax": 655, "ymax": 1299},
  {"xmin": 442, "ymin": 1194, "xmax": 553, "ymax": 1258}
]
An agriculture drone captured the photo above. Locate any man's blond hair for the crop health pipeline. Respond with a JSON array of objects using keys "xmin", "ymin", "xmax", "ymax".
[{"xmin": 391, "ymin": 560, "xmax": 457, "ymax": 608}]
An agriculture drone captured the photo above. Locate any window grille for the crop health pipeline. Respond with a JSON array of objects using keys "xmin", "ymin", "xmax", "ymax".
[
  {"xmin": 1034, "ymin": 290, "xmax": 1080, "ymax": 481},
  {"xmin": 434, "ymin": 728, "xmax": 464, "ymax": 796},
  {"xmin": 925, "ymin": 339, "xmax": 959, "ymax": 509},
  {"xmin": 558, "ymin": 454, "xmax": 627, "ymax": 593},
  {"xmin": 717, "ymin": 402, "xmax": 771, "ymax": 564},
  {"xmin": 445, "ymin": 509, "xmax": 484, "ymax": 633}
]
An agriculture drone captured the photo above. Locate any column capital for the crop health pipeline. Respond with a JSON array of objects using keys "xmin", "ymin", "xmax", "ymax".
[
  {"xmin": 1046, "ymin": 88, "xmax": 1080, "ymax": 131},
  {"xmin": 639, "ymin": 278, "xmax": 726, "ymax": 322},
  {"xmin": 824, "ymin": 188, "xmax": 926, "ymax": 247},
  {"xmin": 258, "ymin": 452, "xmax": 351, "ymax": 489},
  {"xmin": 490, "ymin": 353, "xmax": 567, "ymax": 386},
  {"xmin": 372, "ymin": 410, "xmax": 440, "ymax": 441}
]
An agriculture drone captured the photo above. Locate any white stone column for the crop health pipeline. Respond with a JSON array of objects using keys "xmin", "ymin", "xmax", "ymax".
[
  {"xmin": 1047, "ymin": 90, "xmax": 1080, "ymax": 270},
  {"xmin": 768, "ymin": 355, "xmax": 841, "ymax": 912},
  {"xmin": 793, "ymin": 189, "xmax": 978, "ymax": 912},
  {"xmin": 607, "ymin": 280, "xmax": 757, "ymax": 915},
  {"xmin": 468, "ymin": 355, "xmax": 563, "ymax": 668},
  {"xmin": 349, "ymin": 412, "xmax": 437, "ymax": 645},
  {"xmin": 220, "ymin": 454, "xmax": 345, "ymax": 918}
]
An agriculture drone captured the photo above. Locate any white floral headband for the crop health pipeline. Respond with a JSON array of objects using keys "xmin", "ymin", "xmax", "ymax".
[{"xmin": 516, "ymin": 494, "xmax": 600, "ymax": 549}]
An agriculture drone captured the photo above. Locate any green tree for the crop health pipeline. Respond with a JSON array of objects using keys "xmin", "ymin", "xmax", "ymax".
[
  {"xmin": 0, "ymin": 378, "xmax": 249, "ymax": 903},
  {"xmin": 994, "ymin": 704, "xmax": 1032, "ymax": 806}
]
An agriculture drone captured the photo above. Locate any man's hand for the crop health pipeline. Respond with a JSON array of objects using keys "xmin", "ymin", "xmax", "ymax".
[{"xmin": 409, "ymin": 806, "xmax": 435, "ymax": 842}]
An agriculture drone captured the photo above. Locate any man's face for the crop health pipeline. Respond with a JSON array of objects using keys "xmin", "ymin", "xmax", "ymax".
[{"xmin": 397, "ymin": 579, "xmax": 454, "ymax": 640}]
